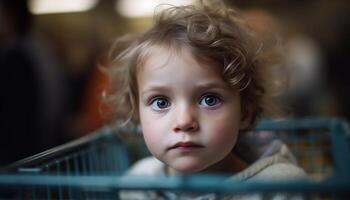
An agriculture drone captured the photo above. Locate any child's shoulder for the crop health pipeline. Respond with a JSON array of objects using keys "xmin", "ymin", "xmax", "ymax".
[
  {"xmin": 126, "ymin": 157, "xmax": 165, "ymax": 176},
  {"xmin": 234, "ymin": 140, "xmax": 307, "ymax": 182},
  {"xmin": 252, "ymin": 162, "xmax": 306, "ymax": 181}
]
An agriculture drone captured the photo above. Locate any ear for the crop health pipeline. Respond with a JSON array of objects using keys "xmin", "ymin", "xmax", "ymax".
[{"xmin": 239, "ymin": 105, "xmax": 253, "ymax": 130}]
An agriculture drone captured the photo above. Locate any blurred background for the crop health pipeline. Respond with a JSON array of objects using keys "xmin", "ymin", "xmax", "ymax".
[{"xmin": 0, "ymin": 0, "xmax": 349, "ymax": 166}]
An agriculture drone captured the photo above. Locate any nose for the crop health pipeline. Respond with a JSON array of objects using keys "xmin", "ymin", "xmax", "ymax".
[{"xmin": 173, "ymin": 106, "xmax": 199, "ymax": 133}]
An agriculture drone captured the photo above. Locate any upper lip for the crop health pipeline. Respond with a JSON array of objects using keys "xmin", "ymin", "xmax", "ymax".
[{"xmin": 169, "ymin": 141, "xmax": 204, "ymax": 149}]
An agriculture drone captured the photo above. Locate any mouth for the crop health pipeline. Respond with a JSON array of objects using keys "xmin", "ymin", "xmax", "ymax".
[{"xmin": 168, "ymin": 141, "xmax": 204, "ymax": 151}]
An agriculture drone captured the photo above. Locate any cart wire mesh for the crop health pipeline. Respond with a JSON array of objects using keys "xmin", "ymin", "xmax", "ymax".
[{"xmin": 0, "ymin": 118, "xmax": 349, "ymax": 199}]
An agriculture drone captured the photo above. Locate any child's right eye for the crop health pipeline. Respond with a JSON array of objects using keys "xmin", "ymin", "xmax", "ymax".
[{"xmin": 150, "ymin": 98, "xmax": 171, "ymax": 110}]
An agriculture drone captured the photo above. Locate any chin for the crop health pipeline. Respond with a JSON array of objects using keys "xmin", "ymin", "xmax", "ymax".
[{"xmin": 171, "ymin": 162, "xmax": 209, "ymax": 174}]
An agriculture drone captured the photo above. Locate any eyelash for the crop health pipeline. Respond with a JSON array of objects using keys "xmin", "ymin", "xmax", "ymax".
[
  {"xmin": 198, "ymin": 93, "xmax": 223, "ymax": 108},
  {"xmin": 147, "ymin": 93, "xmax": 223, "ymax": 111},
  {"xmin": 149, "ymin": 96, "xmax": 171, "ymax": 111}
]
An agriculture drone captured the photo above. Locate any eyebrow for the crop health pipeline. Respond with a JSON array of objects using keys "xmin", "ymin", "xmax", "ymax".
[
  {"xmin": 140, "ymin": 84, "xmax": 169, "ymax": 97},
  {"xmin": 195, "ymin": 81, "xmax": 230, "ymax": 90},
  {"xmin": 140, "ymin": 81, "xmax": 230, "ymax": 97}
]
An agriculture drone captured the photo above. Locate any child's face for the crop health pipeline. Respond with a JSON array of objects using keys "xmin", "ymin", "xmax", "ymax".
[{"xmin": 137, "ymin": 45, "xmax": 247, "ymax": 175}]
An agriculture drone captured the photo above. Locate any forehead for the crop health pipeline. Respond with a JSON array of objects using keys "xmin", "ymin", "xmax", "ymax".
[
  {"xmin": 137, "ymin": 44, "xmax": 221, "ymax": 75},
  {"xmin": 136, "ymin": 44, "xmax": 232, "ymax": 91}
]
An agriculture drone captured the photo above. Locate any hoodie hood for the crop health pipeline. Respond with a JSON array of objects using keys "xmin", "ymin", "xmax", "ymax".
[{"xmin": 229, "ymin": 139, "xmax": 303, "ymax": 181}]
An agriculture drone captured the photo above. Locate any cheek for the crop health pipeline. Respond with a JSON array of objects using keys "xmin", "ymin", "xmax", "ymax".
[
  {"xmin": 140, "ymin": 115, "xmax": 157, "ymax": 141},
  {"xmin": 202, "ymin": 110, "xmax": 241, "ymax": 146},
  {"xmin": 206, "ymin": 120, "xmax": 239, "ymax": 144},
  {"xmin": 141, "ymin": 122, "xmax": 162, "ymax": 154},
  {"xmin": 139, "ymin": 111, "xmax": 167, "ymax": 154}
]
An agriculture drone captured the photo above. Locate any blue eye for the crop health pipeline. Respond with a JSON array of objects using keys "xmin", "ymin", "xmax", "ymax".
[
  {"xmin": 199, "ymin": 94, "xmax": 222, "ymax": 107},
  {"xmin": 150, "ymin": 98, "xmax": 171, "ymax": 110}
]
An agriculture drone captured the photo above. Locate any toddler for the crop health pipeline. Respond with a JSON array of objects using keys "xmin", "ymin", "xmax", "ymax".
[{"xmin": 105, "ymin": 0, "xmax": 305, "ymax": 199}]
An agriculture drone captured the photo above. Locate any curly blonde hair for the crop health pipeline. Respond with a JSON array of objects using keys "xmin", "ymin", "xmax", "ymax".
[{"xmin": 104, "ymin": 0, "xmax": 285, "ymax": 128}]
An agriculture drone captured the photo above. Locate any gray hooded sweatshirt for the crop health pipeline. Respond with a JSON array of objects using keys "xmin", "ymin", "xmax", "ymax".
[{"xmin": 120, "ymin": 140, "xmax": 306, "ymax": 200}]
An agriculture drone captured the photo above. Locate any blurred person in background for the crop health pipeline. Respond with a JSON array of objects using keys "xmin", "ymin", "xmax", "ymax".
[
  {"xmin": 243, "ymin": 8, "xmax": 329, "ymax": 118},
  {"xmin": 321, "ymin": 2, "xmax": 350, "ymax": 119},
  {"xmin": 0, "ymin": 0, "xmax": 67, "ymax": 165}
]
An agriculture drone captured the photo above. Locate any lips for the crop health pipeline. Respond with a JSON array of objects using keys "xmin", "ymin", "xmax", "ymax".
[{"xmin": 169, "ymin": 141, "xmax": 204, "ymax": 150}]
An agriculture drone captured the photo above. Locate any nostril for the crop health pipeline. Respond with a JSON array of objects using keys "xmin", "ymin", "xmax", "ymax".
[{"xmin": 174, "ymin": 127, "xmax": 181, "ymax": 132}]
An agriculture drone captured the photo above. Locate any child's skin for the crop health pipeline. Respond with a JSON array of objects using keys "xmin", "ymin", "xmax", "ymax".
[{"xmin": 137, "ymin": 45, "xmax": 250, "ymax": 175}]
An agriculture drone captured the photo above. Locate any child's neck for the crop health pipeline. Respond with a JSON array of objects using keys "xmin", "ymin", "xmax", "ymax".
[
  {"xmin": 200, "ymin": 152, "xmax": 248, "ymax": 174},
  {"xmin": 167, "ymin": 152, "xmax": 248, "ymax": 176}
]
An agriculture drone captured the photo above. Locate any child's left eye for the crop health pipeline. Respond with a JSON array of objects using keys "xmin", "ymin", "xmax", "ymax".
[{"xmin": 199, "ymin": 94, "xmax": 222, "ymax": 107}]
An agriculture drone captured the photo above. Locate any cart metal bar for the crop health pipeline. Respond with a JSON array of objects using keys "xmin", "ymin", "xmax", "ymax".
[
  {"xmin": 330, "ymin": 120, "xmax": 350, "ymax": 176},
  {"xmin": 0, "ymin": 127, "xmax": 124, "ymax": 172},
  {"xmin": 0, "ymin": 175, "xmax": 349, "ymax": 195},
  {"xmin": 255, "ymin": 118, "xmax": 347, "ymax": 132},
  {"xmin": 1, "ymin": 118, "xmax": 349, "ymax": 199}
]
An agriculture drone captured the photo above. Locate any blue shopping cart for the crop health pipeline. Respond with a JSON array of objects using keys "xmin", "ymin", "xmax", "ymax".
[{"xmin": 0, "ymin": 118, "xmax": 349, "ymax": 199}]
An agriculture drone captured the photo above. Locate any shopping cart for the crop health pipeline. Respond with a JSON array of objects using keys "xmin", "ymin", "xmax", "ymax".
[{"xmin": 0, "ymin": 118, "xmax": 349, "ymax": 199}]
